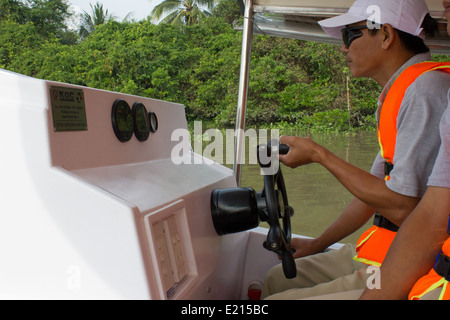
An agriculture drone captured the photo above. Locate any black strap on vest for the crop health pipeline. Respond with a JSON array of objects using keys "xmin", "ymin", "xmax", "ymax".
[
  {"xmin": 384, "ymin": 161, "xmax": 394, "ymax": 177},
  {"xmin": 434, "ymin": 252, "xmax": 450, "ymax": 281},
  {"xmin": 373, "ymin": 212, "xmax": 399, "ymax": 232},
  {"xmin": 377, "ymin": 162, "xmax": 397, "ymax": 231}
]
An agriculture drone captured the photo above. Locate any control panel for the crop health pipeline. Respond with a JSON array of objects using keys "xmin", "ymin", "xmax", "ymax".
[{"xmin": 147, "ymin": 202, "xmax": 191, "ymax": 298}]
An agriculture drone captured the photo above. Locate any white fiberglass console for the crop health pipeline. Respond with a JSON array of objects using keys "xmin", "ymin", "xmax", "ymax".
[{"xmin": 0, "ymin": 69, "xmax": 278, "ymax": 299}]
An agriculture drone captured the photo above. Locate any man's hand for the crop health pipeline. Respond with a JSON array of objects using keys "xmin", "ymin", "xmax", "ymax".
[
  {"xmin": 290, "ymin": 237, "xmax": 325, "ymax": 259},
  {"xmin": 278, "ymin": 135, "xmax": 323, "ymax": 168}
]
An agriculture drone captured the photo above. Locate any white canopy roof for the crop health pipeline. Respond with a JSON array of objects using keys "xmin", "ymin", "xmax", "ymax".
[
  {"xmin": 246, "ymin": 0, "xmax": 449, "ymax": 53},
  {"xmin": 253, "ymin": 0, "xmax": 444, "ymax": 14}
]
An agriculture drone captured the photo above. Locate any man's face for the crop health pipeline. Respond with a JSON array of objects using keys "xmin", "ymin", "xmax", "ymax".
[{"xmin": 340, "ymin": 22, "xmax": 384, "ymax": 80}]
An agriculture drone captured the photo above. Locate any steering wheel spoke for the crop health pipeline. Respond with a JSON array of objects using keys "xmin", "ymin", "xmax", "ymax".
[{"xmin": 259, "ymin": 142, "xmax": 296, "ymax": 279}]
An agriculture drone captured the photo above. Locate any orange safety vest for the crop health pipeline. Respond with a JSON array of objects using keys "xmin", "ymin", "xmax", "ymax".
[
  {"xmin": 377, "ymin": 61, "xmax": 450, "ymax": 180},
  {"xmin": 409, "ymin": 238, "xmax": 450, "ymax": 300},
  {"xmin": 354, "ymin": 61, "xmax": 450, "ymax": 267}
]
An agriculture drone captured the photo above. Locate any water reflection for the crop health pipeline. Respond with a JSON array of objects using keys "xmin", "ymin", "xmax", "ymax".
[{"xmin": 239, "ymin": 131, "xmax": 380, "ymax": 245}]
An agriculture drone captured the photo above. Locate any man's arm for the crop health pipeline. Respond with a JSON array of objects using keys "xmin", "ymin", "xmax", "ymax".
[
  {"xmin": 360, "ymin": 186, "xmax": 450, "ymax": 299},
  {"xmin": 279, "ymin": 135, "xmax": 420, "ymax": 226},
  {"xmin": 291, "ymin": 197, "xmax": 375, "ymax": 257}
]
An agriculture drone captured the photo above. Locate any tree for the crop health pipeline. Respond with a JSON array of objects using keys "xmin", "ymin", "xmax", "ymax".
[
  {"xmin": 0, "ymin": 0, "xmax": 27, "ymax": 22},
  {"xmin": 211, "ymin": 0, "xmax": 242, "ymax": 25},
  {"xmin": 150, "ymin": 0, "xmax": 215, "ymax": 25},
  {"xmin": 79, "ymin": 2, "xmax": 116, "ymax": 39},
  {"xmin": 25, "ymin": 0, "xmax": 71, "ymax": 38},
  {"xmin": 1, "ymin": 0, "xmax": 71, "ymax": 38},
  {"xmin": 0, "ymin": 0, "xmax": 76, "ymax": 44}
]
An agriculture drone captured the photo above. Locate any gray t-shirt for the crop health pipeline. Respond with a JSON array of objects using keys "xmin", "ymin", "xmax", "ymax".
[
  {"xmin": 427, "ymin": 97, "xmax": 450, "ymax": 188},
  {"xmin": 370, "ymin": 53, "xmax": 450, "ymax": 197}
]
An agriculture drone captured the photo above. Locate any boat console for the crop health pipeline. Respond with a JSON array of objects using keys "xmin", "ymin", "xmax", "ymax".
[{"xmin": 0, "ymin": 69, "xmax": 279, "ymax": 299}]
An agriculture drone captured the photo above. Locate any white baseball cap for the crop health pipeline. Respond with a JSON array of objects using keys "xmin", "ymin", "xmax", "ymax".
[{"xmin": 318, "ymin": 0, "xmax": 430, "ymax": 39}]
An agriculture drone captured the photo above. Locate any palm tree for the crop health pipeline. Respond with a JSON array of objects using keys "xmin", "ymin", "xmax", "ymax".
[
  {"xmin": 150, "ymin": 0, "xmax": 215, "ymax": 25},
  {"xmin": 79, "ymin": 2, "xmax": 116, "ymax": 39}
]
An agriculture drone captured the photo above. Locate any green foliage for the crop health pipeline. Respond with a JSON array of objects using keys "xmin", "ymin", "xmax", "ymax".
[
  {"xmin": 25, "ymin": 0, "xmax": 71, "ymax": 38},
  {"xmin": 0, "ymin": 19, "xmax": 45, "ymax": 70},
  {"xmin": 3, "ymin": 0, "xmax": 442, "ymax": 132},
  {"xmin": 302, "ymin": 109, "xmax": 351, "ymax": 132},
  {"xmin": 279, "ymin": 82, "xmax": 340, "ymax": 113},
  {"xmin": 0, "ymin": 0, "xmax": 28, "ymax": 22},
  {"xmin": 211, "ymin": 0, "xmax": 242, "ymax": 25},
  {"xmin": 0, "ymin": 0, "xmax": 77, "ymax": 44}
]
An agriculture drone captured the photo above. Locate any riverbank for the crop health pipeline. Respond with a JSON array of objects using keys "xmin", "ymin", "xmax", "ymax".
[{"xmin": 187, "ymin": 114, "xmax": 377, "ymax": 152}]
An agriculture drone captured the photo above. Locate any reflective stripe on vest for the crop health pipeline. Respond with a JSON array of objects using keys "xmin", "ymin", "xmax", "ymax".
[
  {"xmin": 409, "ymin": 238, "xmax": 450, "ymax": 300},
  {"xmin": 377, "ymin": 61, "xmax": 450, "ymax": 181},
  {"xmin": 354, "ymin": 62, "xmax": 450, "ymax": 267}
]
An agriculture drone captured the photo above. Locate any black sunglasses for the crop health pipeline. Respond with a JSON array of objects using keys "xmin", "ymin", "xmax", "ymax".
[{"xmin": 341, "ymin": 25, "xmax": 368, "ymax": 48}]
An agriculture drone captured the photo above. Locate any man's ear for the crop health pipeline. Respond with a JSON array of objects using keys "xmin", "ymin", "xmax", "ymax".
[{"xmin": 380, "ymin": 24, "xmax": 396, "ymax": 49}]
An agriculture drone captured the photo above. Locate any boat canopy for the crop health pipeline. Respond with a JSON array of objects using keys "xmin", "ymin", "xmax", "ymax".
[{"xmin": 247, "ymin": 0, "xmax": 450, "ymax": 54}]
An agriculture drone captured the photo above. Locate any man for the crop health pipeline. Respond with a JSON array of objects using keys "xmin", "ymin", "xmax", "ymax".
[
  {"xmin": 360, "ymin": 1, "xmax": 450, "ymax": 300},
  {"xmin": 262, "ymin": 0, "xmax": 450, "ymax": 300}
]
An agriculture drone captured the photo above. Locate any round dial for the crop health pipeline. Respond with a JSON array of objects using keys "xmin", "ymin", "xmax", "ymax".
[
  {"xmin": 132, "ymin": 102, "xmax": 151, "ymax": 142},
  {"xmin": 111, "ymin": 99, "xmax": 133, "ymax": 142},
  {"xmin": 148, "ymin": 111, "xmax": 158, "ymax": 133}
]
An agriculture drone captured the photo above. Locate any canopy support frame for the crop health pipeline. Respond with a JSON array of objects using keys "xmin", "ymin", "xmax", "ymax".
[{"xmin": 233, "ymin": 0, "xmax": 254, "ymax": 186}]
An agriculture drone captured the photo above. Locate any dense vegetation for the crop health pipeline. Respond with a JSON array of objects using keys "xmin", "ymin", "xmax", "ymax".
[{"xmin": 1, "ymin": 0, "xmax": 447, "ymax": 132}]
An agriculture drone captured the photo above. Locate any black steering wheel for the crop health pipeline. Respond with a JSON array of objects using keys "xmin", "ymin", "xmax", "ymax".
[
  {"xmin": 257, "ymin": 142, "xmax": 297, "ymax": 279},
  {"xmin": 210, "ymin": 141, "xmax": 297, "ymax": 279}
]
